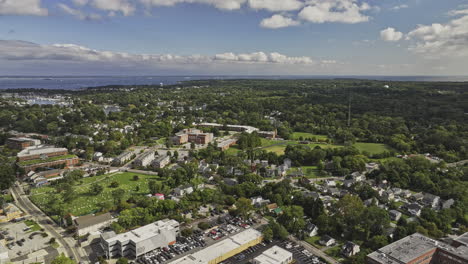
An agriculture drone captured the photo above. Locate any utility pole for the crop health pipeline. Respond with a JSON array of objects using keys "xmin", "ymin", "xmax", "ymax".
[{"xmin": 347, "ymin": 88, "xmax": 352, "ymax": 127}]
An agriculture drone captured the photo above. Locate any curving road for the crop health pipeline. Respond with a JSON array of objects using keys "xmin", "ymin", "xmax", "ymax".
[{"xmin": 10, "ymin": 184, "xmax": 82, "ymax": 263}]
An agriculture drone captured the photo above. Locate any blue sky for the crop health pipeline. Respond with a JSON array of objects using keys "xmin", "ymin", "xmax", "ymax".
[{"xmin": 0, "ymin": 0, "xmax": 467, "ymax": 75}]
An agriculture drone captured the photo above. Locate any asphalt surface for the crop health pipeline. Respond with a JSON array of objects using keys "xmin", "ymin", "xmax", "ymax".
[{"xmin": 10, "ymin": 184, "xmax": 82, "ymax": 263}]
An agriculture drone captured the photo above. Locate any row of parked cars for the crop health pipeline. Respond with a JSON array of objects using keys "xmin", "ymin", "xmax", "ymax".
[{"xmin": 136, "ymin": 232, "xmax": 207, "ymax": 264}]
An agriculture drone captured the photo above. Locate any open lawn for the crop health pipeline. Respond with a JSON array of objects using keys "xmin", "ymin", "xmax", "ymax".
[
  {"xmin": 291, "ymin": 132, "xmax": 328, "ymax": 141},
  {"xmin": 30, "ymin": 172, "xmax": 163, "ymax": 216},
  {"xmin": 354, "ymin": 142, "xmax": 392, "ymax": 155},
  {"xmin": 325, "ymin": 244, "xmax": 344, "ymax": 261},
  {"xmin": 305, "ymin": 236, "xmax": 323, "ymax": 249},
  {"xmin": 225, "ymin": 145, "xmax": 241, "ymax": 155}
]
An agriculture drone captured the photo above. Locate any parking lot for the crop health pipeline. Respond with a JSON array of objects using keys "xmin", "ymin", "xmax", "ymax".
[
  {"xmin": 0, "ymin": 220, "xmax": 51, "ymax": 259},
  {"xmin": 135, "ymin": 215, "xmax": 260, "ymax": 264},
  {"xmin": 221, "ymin": 240, "xmax": 326, "ymax": 264},
  {"xmin": 136, "ymin": 230, "xmax": 206, "ymax": 264}
]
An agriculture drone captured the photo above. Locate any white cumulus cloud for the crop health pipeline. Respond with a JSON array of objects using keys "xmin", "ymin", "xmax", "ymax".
[
  {"xmin": 260, "ymin": 14, "xmax": 300, "ymax": 29},
  {"xmin": 0, "ymin": 0, "xmax": 48, "ymax": 16},
  {"xmin": 140, "ymin": 0, "xmax": 247, "ymax": 10},
  {"xmin": 298, "ymin": 0, "xmax": 371, "ymax": 24},
  {"xmin": 391, "ymin": 4, "xmax": 408, "ymax": 11},
  {"xmin": 380, "ymin": 27, "xmax": 403, "ymax": 42},
  {"xmin": 90, "ymin": 0, "xmax": 135, "ymax": 16},
  {"xmin": 248, "ymin": 0, "xmax": 303, "ymax": 12},
  {"xmin": 58, "ymin": 3, "xmax": 102, "ymax": 20},
  {"xmin": 0, "ymin": 40, "xmax": 314, "ymax": 65},
  {"xmin": 405, "ymin": 8, "xmax": 468, "ymax": 57}
]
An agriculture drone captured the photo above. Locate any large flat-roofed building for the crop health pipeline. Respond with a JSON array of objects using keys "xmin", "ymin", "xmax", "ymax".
[
  {"xmin": 74, "ymin": 213, "xmax": 114, "ymax": 236},
  {"xmin": 253, "ymin": 246, "xmax": 293, "ymax": 264},
  {"xmin": 17, "ymin": 145, "xmax": 79, "ymax": 173},
  {"xmin": 169, "ymin": 229, "xmax": 262, "ymax": 264},
  {"xmin": 367, "ymin": 233, "xmax": 468, "ymax": 264},
  {"xmin": 100, "ymin": 219, "xmax": 179, "ymax": 259},
  {"xmin": 172, "ymin": 128, "xmax": 213, "ymax": 145},
  {"xmin": 17, "ymin": 145, "xmax": 68, "ymax": 161},
  {"xmin": 217, "ymin": 138, "xmax": 237, "ymax": 151},
  {"xmin": 6, "ymin": 137, "xmax": 41, "ymax": 150}
]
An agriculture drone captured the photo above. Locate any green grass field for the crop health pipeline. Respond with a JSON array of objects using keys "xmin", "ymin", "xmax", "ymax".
[
  {"xmin": 325, "ymin": 244, "xmax": 344, "ymax": 261},
  {"xmin": 291, "ymin": 132, "xmax": 328, "ymax": 141},
  {"xmin": 225, "ymin": 145, "xmax": 241, "ymax": 155},
  {"xmin": 353, "ymin": 142, "xmax": 392, "ymax": 154},
  {"xmin": 305, "ymin": 236, "xmax": 323, "ymax": 249},
  {"xmin": 30, "ymin": 172, "xmax": 162, "ymax": 216},
  {"xmin": 24, "ymin": 220, "xmax": 42, "ymax": 232}
]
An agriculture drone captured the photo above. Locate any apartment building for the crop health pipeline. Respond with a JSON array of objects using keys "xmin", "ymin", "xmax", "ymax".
[{"xmin": 133, "ymin": 151, "xmax": 155, "ymax": 167}]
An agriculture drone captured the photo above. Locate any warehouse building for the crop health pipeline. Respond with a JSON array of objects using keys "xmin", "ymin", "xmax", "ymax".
[
  {"xmin": 100, "ymin": 219, "xmax": 179, "ymax": 259},
  {"xmin": 253, "ymin": 246, "xmax": 293, "ymax": 264},
  {"xmin": 169, "ymin": 229, "xmax": 263, "ymax": 264}
]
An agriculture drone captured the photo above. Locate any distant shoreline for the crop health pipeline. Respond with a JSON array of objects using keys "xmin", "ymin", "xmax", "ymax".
[{"xmin": 1, "ymin": 75, "xmax": 468, "ymax": 90}]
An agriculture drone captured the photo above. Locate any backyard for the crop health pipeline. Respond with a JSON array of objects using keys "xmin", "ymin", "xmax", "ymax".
[{"xmin": 29, "ymin": 172, "xmax": 163, "ymax": 216}]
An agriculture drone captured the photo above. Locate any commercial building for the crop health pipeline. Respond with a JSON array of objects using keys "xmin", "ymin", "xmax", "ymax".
[
  {"xmin": 133, "ymin": 151, "xmax": 155, "ymax": 167},
  {"xmin": 6, "ymin": 137, "xmax": 41, "ymax": 150},
  {"xmin": 74, "ymin": 213, "xmax": 114, "ymax": 236},
  {"xmin": 0, "ymin": 203, "xmax": 22, "ymax": 223},
  {"xmin": 152, "ymin": 155, "xmax": 170, "ymax": 169},
  {"xmin": 169, "ymin": 229, "xmax": 263, "ymax": 264},
  {"xmin": 100, "ymin": 219, "xmax": 179, "ymax": 259},
  {"xmin": 367, "ymin": 233, "xmax": 468, "ymax": 264},
  {"xmin": 253, "ymin": 246, "xmax": 293, "ymax": 264}
]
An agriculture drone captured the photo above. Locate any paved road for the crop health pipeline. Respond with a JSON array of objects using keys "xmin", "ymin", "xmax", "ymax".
[
  {"xmin": 447, "ymin": 159, "xmax": 468, "ymax": 168},
  {"xmin": 10, "ymin": 184, "xmax": 83, "ymax": 263},
  {"xmin": 288, "ymin": 235, "xmax": 339, "ymax": 264}
]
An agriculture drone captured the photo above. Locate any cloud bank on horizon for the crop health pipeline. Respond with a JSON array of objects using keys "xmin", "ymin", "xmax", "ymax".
[{"xmin": 0, "ymin": 0, "xmax": 467, "ymax": 75}]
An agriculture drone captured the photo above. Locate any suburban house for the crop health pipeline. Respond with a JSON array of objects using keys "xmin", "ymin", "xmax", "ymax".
[
  {"xmin": 442, "ymin": 198, "xmax": 455, "ymax": 209},
  {"xmin": 173, "ymin": 185, "xmax": 194, "ymax": 197},
  {"xmin": 342, "ymin": 241, "xmax": 360, "ymax": 257},
  {"xmin": 406, "ymin": 203, "xmax": 423, "ymax": 217},
  {"xmin": 319, "ymin": 235, "xmax": 336, "ymax": 247},
  {"xmin": 422, "ymin": 193, "xmax": 441, "ymax": 209},
  {"xmin": 389, "ymin": 210, "xmax": 402, "ymax": 221},
  {"xmin": 251, "ymin": 196, "xmax": 271, "ymax": 207},
  {"xmin": 305, "ymin": 223, "xmax": 319, "ymax": 237}
]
